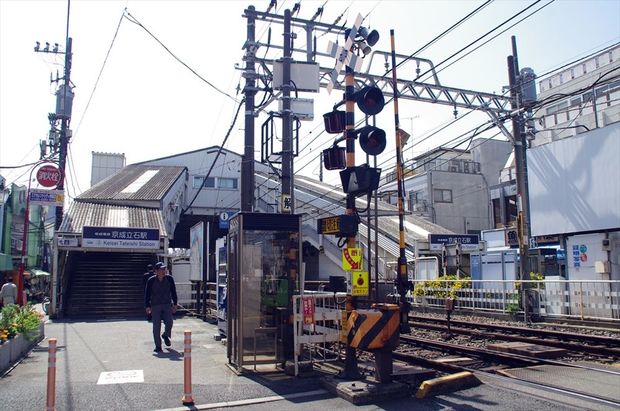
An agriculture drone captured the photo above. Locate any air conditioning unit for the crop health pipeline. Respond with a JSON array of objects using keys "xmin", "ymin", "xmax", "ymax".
[{"xmin": 449, "ymin": 166, "xmax": 458, "ymax": 172}]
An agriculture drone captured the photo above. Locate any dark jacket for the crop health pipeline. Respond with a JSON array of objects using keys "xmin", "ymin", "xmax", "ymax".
[
  {"xmin": 145, "ymin": 275, "xmax": 178, "ymax": 308},
  {"xmin": 143, "ymin": 271, "xmax": 155, "ymax": 289}
]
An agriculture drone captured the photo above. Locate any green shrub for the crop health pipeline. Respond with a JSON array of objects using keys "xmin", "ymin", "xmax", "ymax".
[
  {"xmin": 0, "ymin": 304, "xmax": 43, "ymax": 343},
  {"xmin": 413, "ymin": 275, "xmax": 471, "ymax": 299}
]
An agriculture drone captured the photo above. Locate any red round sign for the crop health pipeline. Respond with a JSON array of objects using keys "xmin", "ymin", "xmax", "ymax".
[{"xmin": 36, "ymin": 165, "xmax": 61, "ymax": 188}]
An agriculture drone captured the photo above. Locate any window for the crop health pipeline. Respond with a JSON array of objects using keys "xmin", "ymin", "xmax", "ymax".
[
  {"xmin": 433, "ymin": 188, "xmax": 452, "ymax": 203},
  {"xmin": 218, "ymin": 177, "xmax": 238, "ymax": 189},
  {"xmin": 570, "ymin": 97, "xmax": 581, "ymax": 107},
  {"xmin": 193, "ymin": 176, "xmax": 215, "ymax": 189}
]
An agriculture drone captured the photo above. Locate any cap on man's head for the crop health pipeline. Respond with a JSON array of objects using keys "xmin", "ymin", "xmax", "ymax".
[
  {"xmin": 147, "ymin": 264, "xmax": 153, "ymax": 270},
  {"xmin": 155, "ymin": 262, "xmax": 166, "ymax": 270}
]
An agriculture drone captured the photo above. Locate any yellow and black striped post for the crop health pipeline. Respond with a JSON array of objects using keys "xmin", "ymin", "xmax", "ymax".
[
  {"xmin": 343, "ymin": 62, "xmax": 362, "ymax": 380},
  {"xmin": 347, "ymin": 304, "xmax": 400, "ymax": 382},
  {"xmin": 390, "ymin": 29, "xmax": 411, "ymax": 333}
]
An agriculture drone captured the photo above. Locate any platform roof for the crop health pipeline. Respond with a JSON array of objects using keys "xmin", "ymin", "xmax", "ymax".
[
  {"xmin": 58, "ymin": 202, "xmax": 167, "ymax": 236},
  {"xmin": 77, "ymin": 164, "xmax": 186, "ymax": 203}
]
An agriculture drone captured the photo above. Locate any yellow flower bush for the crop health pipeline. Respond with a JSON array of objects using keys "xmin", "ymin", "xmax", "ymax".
[{"xmin": 0, "ymin": 304, "xmax": 42, "ymax": 344}]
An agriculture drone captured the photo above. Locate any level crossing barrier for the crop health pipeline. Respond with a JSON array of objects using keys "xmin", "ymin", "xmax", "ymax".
[
  {"xmin": 292, "ymin": 292, "xmax": 348, "ymax": 376},
  {"xmin": 410, "ymin": 279, "xmax": 620, "ymax": 321}
]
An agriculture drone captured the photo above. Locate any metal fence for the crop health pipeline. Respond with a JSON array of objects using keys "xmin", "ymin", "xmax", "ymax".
[
  {"xmin": 292, "ymin": 292, "xmax": 347, "ymax": 376},
  {"xmin": 410, "ymin": 279, "xmax": 620, "ymax": 322}
]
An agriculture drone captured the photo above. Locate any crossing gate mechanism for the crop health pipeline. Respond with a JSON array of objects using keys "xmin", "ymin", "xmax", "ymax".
[{"xmin": 347, "ymin": 304, "xmax": 400, "ymax": 351}]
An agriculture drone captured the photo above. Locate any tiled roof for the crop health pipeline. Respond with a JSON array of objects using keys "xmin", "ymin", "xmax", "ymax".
[
  {"xmin": 58, "ymin": 202, "xmax": 167, "ymax": 236},
  {"xmin": 77, "ymin": 164, "xmax": 186, "ymax": 202}
]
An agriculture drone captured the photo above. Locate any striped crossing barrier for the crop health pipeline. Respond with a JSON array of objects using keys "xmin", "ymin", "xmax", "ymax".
[
  {"xmin": 347, "ymin": 304, "xmax": 400, "ymax": 351},
  {"xmin": 181, "ymin": 330, "xmax": 194, "ymax": 406},
  {"xmin": 46, "ymin": 338, "xmax": 57, "ymax": 411}
]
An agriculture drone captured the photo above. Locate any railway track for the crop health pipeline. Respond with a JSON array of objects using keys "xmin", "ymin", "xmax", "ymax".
[
  {"xmin": 395, "ymin": 335, "xmax": 620, "ymax": 409},
  {"xmin": 410, "ymin": 315, "xmax": 620, "ymax": 346},
  {"xmin": 409, "ymin": 315, "xmax": 620, "ymax": 358}
]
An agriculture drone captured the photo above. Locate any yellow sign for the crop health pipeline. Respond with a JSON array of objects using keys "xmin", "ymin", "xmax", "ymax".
[
  {"xmin": 342, "ymin": 247, "xmax": 363, "ymax": 271},
  {"xmin": 351, "ymin": 271, "xmax": 369, "ymax": 296}
]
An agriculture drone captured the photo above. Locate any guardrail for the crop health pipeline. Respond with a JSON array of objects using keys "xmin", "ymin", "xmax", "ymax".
[
  {"xmin": 410, "ymin": 279, "xmax": 620, "ymax": 321},
  {"xmin": 292, "ymin": 292, "xmax": 347, "ymax": 376}
]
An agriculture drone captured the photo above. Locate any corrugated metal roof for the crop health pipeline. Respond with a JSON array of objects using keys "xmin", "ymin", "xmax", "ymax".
[
  {"xmin": 77, "ymin": 164, "xmax": 186, "ymax": 202},
  {"xmin": 293, "ymin": 174, "xmax": 453, "ymax": 240},
  {"xmin": 58, "ymin": 202, "xmax": 167, "ymax": 235}
]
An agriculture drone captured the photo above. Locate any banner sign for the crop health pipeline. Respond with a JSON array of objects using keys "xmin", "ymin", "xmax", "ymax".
[
  {"xmin": 82, "ymin": 226, "xmax": 159, "ymax": 249},
  {"xmin": 302, "ymin": 297, "xmax": 315, "ymax": 325},
  {"xmin": 190, "ymin": 222, "xmax": 204, "ymax": 281},
  {"xmin": 29, "ymin": 189, "xmax": 64, "ymax": 206},
  {"xmin": 428, "ymin": 234, "xmax": 479, "ymax": 251}
]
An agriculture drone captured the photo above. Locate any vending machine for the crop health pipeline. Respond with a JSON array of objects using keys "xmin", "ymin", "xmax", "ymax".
[{"xmin": 216, "ymin": 237, "xmax": 227, "ymax": 337}]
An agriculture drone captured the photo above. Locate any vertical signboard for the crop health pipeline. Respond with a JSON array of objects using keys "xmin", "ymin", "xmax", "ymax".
[{"xmin": 190, "ymin": 222, "xmax": 204, "ymax": 282}]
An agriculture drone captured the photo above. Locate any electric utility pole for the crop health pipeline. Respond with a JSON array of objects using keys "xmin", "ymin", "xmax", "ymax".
[
  {"xmin": 507, "ymin": 36, "xmax": 533, "ymax": 320},
  {"xmin": 34, "ymin": 37, "xmax": 73, "ymax": 230}
]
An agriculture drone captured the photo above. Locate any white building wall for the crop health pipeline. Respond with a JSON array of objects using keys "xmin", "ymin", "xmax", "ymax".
[
  {"xmin": 90, "ymin": 152, "xmax": 126, "ymax": 187},
  {"xmin": 528, "ymin": 123, "xmax": 620, "ymax": 236}
]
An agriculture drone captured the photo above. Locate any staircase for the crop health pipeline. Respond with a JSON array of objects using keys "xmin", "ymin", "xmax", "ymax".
[{"xmin": 65, "ymin": 252, "xmax": 155, "ymax": 318}]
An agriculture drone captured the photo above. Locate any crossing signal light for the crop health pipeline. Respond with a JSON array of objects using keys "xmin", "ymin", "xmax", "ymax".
[
  {"xmin": 323, "ymin": 110, "xmax": 346, "ymax": 134},
  {"xmin": 323, "ymin": 145, "xmax": 346, "ymax": 170},
  {"xmin": 358, "ymin": 126, "xmax": 386, "ymax": 156},
  {"xmin": 355, "ymin": 86, "xmax": 384, "ymax": 116},
  {"xmin": 340, "ymin": 165, "xmax": 381, "ymax": 196}
]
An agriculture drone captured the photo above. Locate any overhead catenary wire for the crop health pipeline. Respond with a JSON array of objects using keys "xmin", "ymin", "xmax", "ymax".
[
  {"xmin": 123, "ymin": 10, "xmax": 239, "ymax": 103},
  {"xmin": 71, "ymin": 8, "xmax": 126, "ymax": 143},
  {"xmin": 182, "ymin": 98, "xmax": 246, "ymax": 214}
]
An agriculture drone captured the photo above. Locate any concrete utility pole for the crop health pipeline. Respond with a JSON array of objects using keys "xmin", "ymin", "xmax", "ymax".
[
  {"xmin": 34, "ymin": 36, "xmax": 73, "ymax": 230},
  {"xmin": 507, "ymin": 36, "xmax": 532, "ymax": 319},
  {"xmin": 241, "ymin": 6, "xmax": 257, "ymax": 212},
  {"xmin": 55, "ymin": 36, "xmax": 72, "ymax": 230},
  {"xmin": 281, "ymin": 9, "xmax": 294, "ymax": 213}
]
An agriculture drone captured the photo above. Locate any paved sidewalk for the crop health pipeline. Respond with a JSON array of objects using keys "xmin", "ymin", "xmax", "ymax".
[{"xmin": 0, "ymin": 315, "xmax": 583, "ymax": 411}]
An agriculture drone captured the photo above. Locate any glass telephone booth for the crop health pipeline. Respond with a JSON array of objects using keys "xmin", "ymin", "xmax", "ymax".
[{"xmin": 227, "ymin": 212, "xmax": 301, "ymax": 372}]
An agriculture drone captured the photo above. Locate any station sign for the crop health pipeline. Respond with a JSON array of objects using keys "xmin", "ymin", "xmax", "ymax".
[
  {"xmin": 82, "ymin": 226, "xmax": 159, "ymax": 249},
  {"xmin": 57, "ymin": 236, "xmax": 78, "ymax": 247},
  {"xmin": 218, "ymin": 211, "xmax": 236, "ymax": 230},
  {"xmin": 29, "ymin": 189, "xmax": 64, "ymax": 206},
  {"xmin": 317, "ymin": 215, "xmax": 358, "ymax": 237},
  {"xmin": 36, "ymin": 164, "xmax": 61, "ymax": 188},
  {"xmin": 428, "ymin": 234, "xmax": 480, "ymax": 251}
]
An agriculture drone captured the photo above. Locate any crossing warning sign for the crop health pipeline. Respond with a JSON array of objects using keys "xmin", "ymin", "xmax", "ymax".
[
  {"xmin": 342, "ymin": 247, "xmax": 363, "ymax": 271},
  {"xmin": 351, "ymin": 271, "xmax": 369, "ymax": 296}
]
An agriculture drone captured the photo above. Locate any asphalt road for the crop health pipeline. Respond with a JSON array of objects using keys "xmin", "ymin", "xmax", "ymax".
[{"xmin": 0, "ymin": 316, "xmax": 591, "ymax": 411}]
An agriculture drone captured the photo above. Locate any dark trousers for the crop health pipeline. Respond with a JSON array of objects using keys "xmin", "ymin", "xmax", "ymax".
[{"xmin": 151, "ymin": 304, "xmax": 173, "ymax": 348}]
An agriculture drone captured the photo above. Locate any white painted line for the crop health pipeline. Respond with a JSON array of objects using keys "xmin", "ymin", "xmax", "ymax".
[
  {"xmin": 97, "ymin": 370, "xmax": 144, "ymax": 385},
  {"xmin": 156, "ymin": 389, "xmax": 329, "ymax": 411}
]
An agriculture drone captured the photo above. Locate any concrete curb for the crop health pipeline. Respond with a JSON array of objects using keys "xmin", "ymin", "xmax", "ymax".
[{"xmin": 415, "ymin": 371, "xmax": 481, "ymax": 398}]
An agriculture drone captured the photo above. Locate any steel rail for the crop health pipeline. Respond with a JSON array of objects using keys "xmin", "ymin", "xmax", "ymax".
[
  {"xmin": 409, "ymin": 320, "xmax": 620, "ymax": 358},
  {"xmin": 394, "ymin": 351, "xmax": 620, "ymax": 409},
  {"xmin": 410, "ymin": 315, "xmax": 620, "ymax": 347}
]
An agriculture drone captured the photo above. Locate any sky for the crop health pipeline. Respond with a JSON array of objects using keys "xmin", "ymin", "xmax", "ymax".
[{"xmin": 1, "ymin": 0, "xmax": 619, "ymax": 202}]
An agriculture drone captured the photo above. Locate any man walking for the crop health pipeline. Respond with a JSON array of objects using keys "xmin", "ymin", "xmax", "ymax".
[
  {"xmin": 143, "ymin": 264, "xmax": 155, "ymax": 322},
  {"xmin": 144, "ymin": 262, "xmax": 178, "ymax": 352},
  {"xmin": 0, "ymin": 276, "xmax": 18, "ymax": 306}
]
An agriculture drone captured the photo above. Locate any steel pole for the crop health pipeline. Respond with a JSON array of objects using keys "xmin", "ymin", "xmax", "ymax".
[{"xmin": 389, "ymin": 30, "xmax": 411, "ymax": 333}]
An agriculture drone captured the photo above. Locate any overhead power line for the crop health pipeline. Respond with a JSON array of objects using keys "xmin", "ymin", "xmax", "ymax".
[
  {"xmin": 124, "ymin": 10, "xmax": 239, "ymax": 103},
  {"xmin": 71, "ymin": 8, "xmax": 126, "ymax": 143}
]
